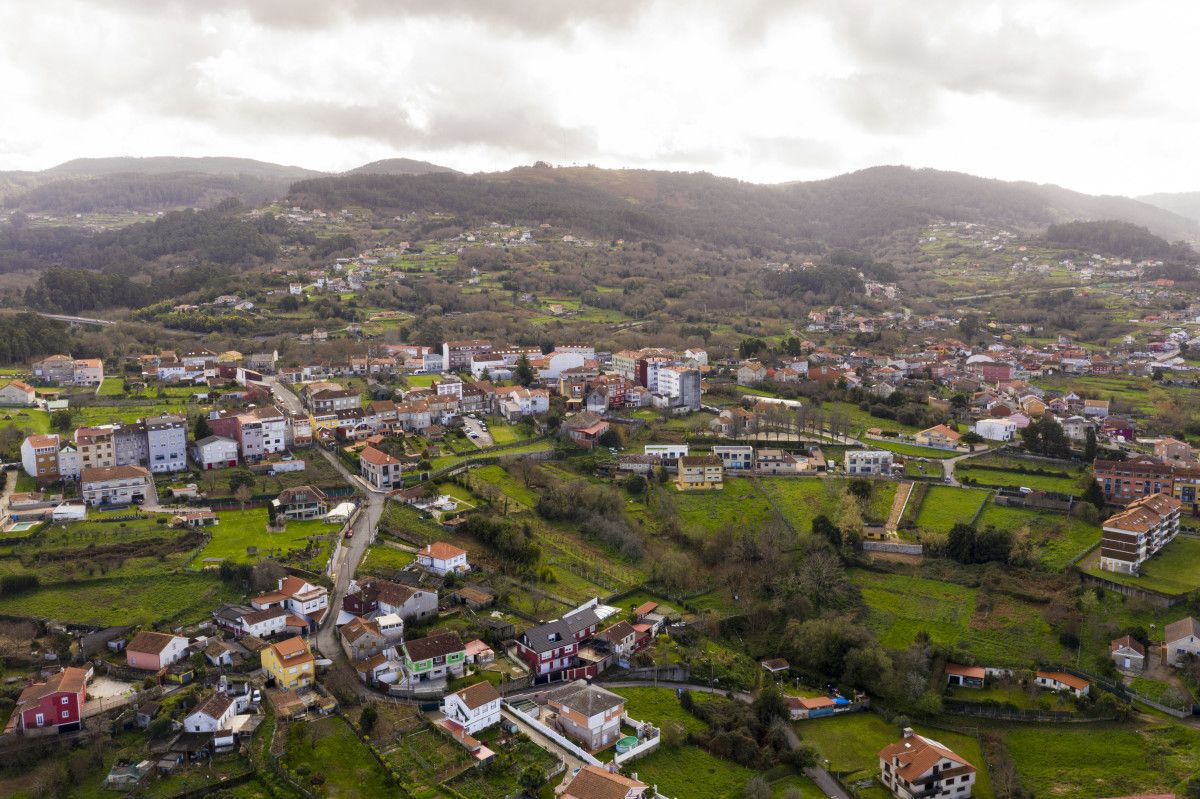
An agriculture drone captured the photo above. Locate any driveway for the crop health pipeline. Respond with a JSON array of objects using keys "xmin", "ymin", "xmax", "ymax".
[{"xmin": 462, "ymin": 416, "xmax": 493, "ymax": 448}]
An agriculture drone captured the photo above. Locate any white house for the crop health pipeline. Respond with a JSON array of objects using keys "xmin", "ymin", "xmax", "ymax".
[
  {"xmin": 416, "ymin": 542, "xmax": 469, "ymax": 576},
  {"xmin": 1034, "ymin": 671, "xmax": 1090, "ymax": 697},
  {"xmin": 712, "ymin": 445, "xmax": 755, "ymax": 471},
  {"xmin": 645, "ymin": 443, "xmax": 689, "ymax": 461},
  {"xmin": 441, "ymin": 681, "xmax": 501, "ymax": 735},
  {"xmin": 184, "ymin": 693, "xmax": 236, "ymax": 734},
  {"xmin": 192, "ymin": 436, "xmax": 240, "ymax": 470},
  {"xmin": 845, "ymin": 450, "xmax": 894, "ymax": 476},
  {"xmin": 971, "ymin": 417, "xmax": 1017, "ymax": 442},
  {"xmin": 1165, "ymin": 617, "xmax": 1200, "ymax": 667}
]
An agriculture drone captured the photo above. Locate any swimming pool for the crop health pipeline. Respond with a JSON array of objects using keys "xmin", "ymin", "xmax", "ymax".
[{"xmin": 7, "ymin": 521, "xmax": 38, "ymax": 532}]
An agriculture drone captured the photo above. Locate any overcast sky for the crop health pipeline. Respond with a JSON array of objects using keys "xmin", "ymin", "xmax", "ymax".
[{"xmin": 1, "ymin": 1, "xmax": 1196, "ymax": 196}]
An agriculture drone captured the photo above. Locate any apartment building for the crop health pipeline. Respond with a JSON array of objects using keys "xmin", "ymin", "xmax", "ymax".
[
  {"xmin": 845, "ymin": 450, "xmax": 894, "ymax": 476},
  {"xmin": 74, "ymin": 427, "xmax": 116, "ymax": 470},
  {"xmin": 145, "ymin": 414, "xmax": 187, "ymax": 473},
  {"xmin": 1099, "ymin": 493, "xmax": 1182, "ymax": 575},
  {"xmin": 20, "ymin": 434, "xmax": 61, "ymax": 481}
]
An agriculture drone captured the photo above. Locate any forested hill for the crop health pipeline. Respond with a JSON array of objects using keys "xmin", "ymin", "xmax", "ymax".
[
  {"xmin": 44, "ymin": 156, "xmax": 323, "ymax": 180},
  {"xmin": 1043, "ymin": 220, "xmax": 1196, "ymax": 261},
  {"xmin": 1138, "ymin": 191, "xmax": 1200, "ymax": 226},
  {"xmin": 345, "ymin": 158, "xmax": 459, "ymax": 176},
  {"xmin": 287, "ymin": 164, "xmax": 1200, "ymax": 249},
  {"xmin": 5, "ymin": 172, "xmax": 295, "ymax": 213}
]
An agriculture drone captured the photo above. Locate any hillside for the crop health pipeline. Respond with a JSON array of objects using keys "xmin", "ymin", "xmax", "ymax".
[
  {"xmin": 4, "ymin": 172, "xmax": 295, "ymax": 213},
  {"xmin": 44, "ymin": 156, "xmax": 324, "ymax": 180},
  {"xmin": 287, "ymin": 164, "xmax": 1200, "ymax": 249},
  {"xmin": 1138, "ymin": 191, "xmax": 1200, "ymax": 226},
  {"xmin": 1043, "ymin": 219, "xmax": 1196, "ymax": 261},
  {"xmin": 345, "ymin": 158, "xmax": 459, "ymax": 176}
]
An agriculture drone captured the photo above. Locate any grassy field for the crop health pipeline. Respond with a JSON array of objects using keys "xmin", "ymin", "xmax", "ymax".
[
  {"xmin": 849, "ymin": 569, "xmax": 1066, "ymax": 665},
  {"xmin": 282, "ymin": 716, "xmax": 393, "ymax": 798},
  {"xmin": 865, "ymin": 438, "xmax": 961, "ymax": 459},
  {"xmin": 957, "ymin": 464, "xmax": 1081, "ymax": 494},
  {"xmin": 614, "ymin": 686, "xmax": 709, "ymax": 733},
  {"xmin": 0, "ymin": 408, "xmax": 51, "ymax": 435},
  {"xmin": 1082, "ymin": 535, "xmax": 1200, "ymax": 596},
  {"xmin": 1006, "ymin": 722, "xmax": 1200, "ymax": 799},
  {"xmin": 797, "ymin": 713, "xmax": 993, "ymax": 799},
  {"xmin": 975, "ymin": 503, "xmax": 1100, "ymax": 570},
  {"xmin": 468, "ymin": 464, "xmax": 538, "ymax": 506},
  {"xmin": 194, "ymin": 509, "xmax": 332, "ymax": 566},
  {"xmin": 429, "ymin": 440, "xmax": 554, "ymax": 472},
  {"xmin": 914, "ymin": 486, "xmax": 990, "ymax": 534},
  {"xmin": 631, "ymin": 742, "xmax": 757, "ymax": 799},
  {"xmin": 0, "ymin": 573, "xmax": 238, "ymax": 627},
  {"xmin": 672, "ymin": 479, "xmax": 779, "ymax": 537},
  {"xmin": 358, "ymin": 543, "xmax": 416, "ymax": 575}
]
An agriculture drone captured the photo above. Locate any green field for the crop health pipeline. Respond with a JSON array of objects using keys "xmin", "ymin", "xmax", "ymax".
[
  {"xmin": 0, "ymin": 573, "xmax": 238, "ymax": 627},
  {"xmin": 282, "ymin": 716, "xmax": 393, "ymax": 798},
  {"xmin": 614, "ymin": 686, "xmax": 709, "ymax": 733},
  {"xmin": 849, "ymin": 569, "xmax": 1066, "ymax": 665},
  {"xmin": 1082, "ymin": 535, "xmax": 1200, "ymax": 596},
  {"xmin": 0, "ymin": 408, "xmax": 51, "ymax": 435},
  {"xmin": 797, "ymin": 712, "xmax": 993, "ymax": 799},
  {"xmin": 864, "ymin": 438, "xmax": 961, "ymax": 459},
  {"xmin": 672, "ymin": 479, "xmax": 778, "ymax": 537},
  {"xmin": 469, "ymin": 464, "xmax": 539, "ymax": 506},
  {"xmin": 1006, "ymin": 723, "xmax": 1200, "ymax": 799},
  {"xmin": 976, "ymin": 503, "xmax": 1100, "ymax": 570},
  {"xmin": 914, "ymin": 486, "xmax": 990, "ymax": 533},
  {"xmin": 631, "ymin": 742, "xmax": 757, "ymax": 799},
  {"xmin": 359, "ymin": 543, "xmax": 416, "ymax": 575},
  {"xmin": 957, "ymin": 464, "xmax": 1081, "ymax": 494},
  {"xmin": 194, "ymin": 508, "xmax": 333, "ymax": 567},
  {"xmin": 757, "ymin": 477, "xmax": 842, "ymax": 533}
]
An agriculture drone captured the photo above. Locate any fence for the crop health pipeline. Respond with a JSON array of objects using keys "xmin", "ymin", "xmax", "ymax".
[
  {"xmin": 941, "ymin": 700, "xmax": 1108, "ymax": 723},
  {"xmin": 503, "ymin": 701, "xmax": 602, "ymax": 767},
  {"xmin": 862, "ymin": 540, "xmax": 923, "ymax": 556}
]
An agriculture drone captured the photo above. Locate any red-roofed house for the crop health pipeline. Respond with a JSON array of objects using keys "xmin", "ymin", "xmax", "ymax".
[
  {"xmin": 416, "ymin": 542, "xmax": 469, "ymax": 576},
  {"xmin": 879, "ymin": 729, "xmax": 976, "ymax": 799},
  {"xmin": 359, "ymin": 445, "xmax": 402, "ymax": 490},
  {"xmin": 6, "ymin": 667, "xmax": 88, "ymax": 734},
  {"xmin": 1035, "ymin": 671, "xmax": 1090, "ymax": 697},
  {"xmin": 786, "ymin": 695, "xmax": 837, "ymax": 720},
  {"xmin": 943, "ymin": 663, "xmax": 985, "ymax": 688}
]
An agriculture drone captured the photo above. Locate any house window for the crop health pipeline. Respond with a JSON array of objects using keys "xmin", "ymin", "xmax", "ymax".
[
  {"xmin": 62, "ymin": 710, "xmax": 70, "ymax": 719},
  {"xmin": 35, "ymin": 713, "xmax": 44, "ymax": 725},
  {"xmin": 61, "ymin": 696, "xmax": 69, "ymax": 705}
]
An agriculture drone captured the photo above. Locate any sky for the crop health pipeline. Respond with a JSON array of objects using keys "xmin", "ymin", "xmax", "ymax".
[{"xmin": 0, "ymin": 0, "xmax": 1196, "ymax": 196}]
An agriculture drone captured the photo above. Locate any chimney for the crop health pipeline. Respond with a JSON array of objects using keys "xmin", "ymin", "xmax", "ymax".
[{"xmin": 902, "ymin": 727, "xmax": 914, "ymax": 739}]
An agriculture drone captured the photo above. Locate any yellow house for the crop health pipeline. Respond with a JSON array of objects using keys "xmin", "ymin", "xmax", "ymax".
[
  {"xmin": 675, "ymin": 455, "xmax": 723, "ymax": 491},
  {"xmin": 261, "ymin": 636, "xmax": 315, "ymax": 690},
  {"xmin": 915, "ymin": 424, "xmax": 961, "ymax": 448},
  {"xmin": 309, "ymin": 412, "xmax": 340, "ymax": 434}
]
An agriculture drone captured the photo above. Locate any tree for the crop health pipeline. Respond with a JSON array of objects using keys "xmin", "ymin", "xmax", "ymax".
[
  {"xmin": 742, "ymin": 777, "xmax": 772, "ymax": 799},
  {"xmin": 194, "ymin": 414, "xmax": 213, "ymax": 440},
  {"xmin": 514, "ymin": 353, "xmax": 535, "ymax": 387},
  {"xmin": 1082, "ymin": 479, "xmax": 1106, "ymax": 511},
  {"xmin": 50, "ymin": 409, "xmax": 73, "ymax": 433},
  {"xmin": 518, "ymin": 765, "xmax": 546, "ymax": 794},
  {"xmin": 947, "ymin": 523, "xmax": 977, "ymax": 563},
  {"xmin": 1084, "ymin": 426, "xmax": 1098, "ymax": 461},
  {"xmin": 1020, "ymin": 417, "xmax": 1071, "ymax": 457},
  {"xmin": 360, "ymin": 704, "xmax": 378, "ymax": 734},
  {"xmin": 624, "ymin": 473, "xmax": 647, "ymax": 495},
  {"xmin": 812, "ymin": 514, "xmax": 841, "ymax": 549},
  {"xmin": 235, "ymin": 484, "xmax": 252, "ymax": 510},
  {"xmin": 228, "ymin": 469, "xmax": 255, "ymax": 494},
  {"xmin": 753, "ymin": 683, "xmax": 790, "ymax": 726},
  {"xmin": 597, "ymin": 427, "xmax": 621, "ymax": 448},
  {"xmin": 661, "ymin": 720, "xmax": 686, "ymax": 750}
]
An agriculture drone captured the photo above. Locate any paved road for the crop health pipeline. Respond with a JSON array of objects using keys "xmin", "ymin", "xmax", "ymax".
[
  {"xmin": 940, "ymin": 447, "xmax": 993, "ymax": 487},
  {"xmin": 596, "ymin": 679, "xmax": 851, "ymax": 799}
]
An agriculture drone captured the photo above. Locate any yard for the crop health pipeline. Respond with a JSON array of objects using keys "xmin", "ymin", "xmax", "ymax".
[
  {"xmin": 956, "ymin": 464, "xmax": 1082, "ymax": 494},
  {"xmin": 849, "ymin": 569, "xmax": 1067, "ymax": 666},
  {"xmin": 913, "ymin": 486, "xmax": 990, "ymax": 534},
  {"xmin": 468, "ymin": 463, "xmax": 539, "ymax": 506},
  {"xmin": 379, "ymin": 723, "xmax": 475, "ymax": 794},
  {"xmin": 1005, "ymin": 722, "xmax": 1200, "ymax": 799},
  {"xmin": 446, "ymin": 732, "xmax": 561, "ymax": 799},
  {"xmin": 282, "ymin": 716, "xmax": 394, "ymax": 798},
  {"xmin": 631, "ymin": 742, "xmax": 758, "ymax": 799},
  {"xmin": 613, "ymin": 686, "xmax": 709, "ymax": 733},
  {"xmin": 756, "ymin": 477, "xmax": 842, "ymax": 535},
  {"xmin": 193, "ymin": 508, "xmax": 334, "ymax": 567},
  {"xmin": 975, "ymin": 503, "xmax": 1100, "ymax": 570},
  {"xmin": 796, "ymin": 712, "xmax": 993, "ymax": 799},
  {"xmin": 864, "ymin": 439, "xmax": 961, "ymax": 459},
  {"xmin": 358, "ymin": 543, "xmax": 416, "ymax": 576},
  {"xmin": 1081, "ymin": 535, "xmax": 1200, "ymax": 596}
]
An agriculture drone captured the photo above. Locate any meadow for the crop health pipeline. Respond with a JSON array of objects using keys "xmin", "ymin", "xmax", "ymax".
[
  {"xmin": 914, "ymin": 486, "xmax": 990, "ymax": 533},
  {"xmin": 194, "ymin": 508, "xmax": 333, "ymax": 567},
  {"xmin": 1081, "ymin": 536, "xmax": 1200, "ymax": 596},
  {"xmin": 849, "ymin": 569, "xmax": 1067, "ymax": 666},
  {"xmin": 1005, "ymin": 722, "xmax": 1200, "ymax": 799},
  {"xmin": 282, "ymin": 716, "xmax": 394, "ymax": 798},
  {"xmin": 975, "ymin": 503, "xmax": 1100, "ymax": 570}
]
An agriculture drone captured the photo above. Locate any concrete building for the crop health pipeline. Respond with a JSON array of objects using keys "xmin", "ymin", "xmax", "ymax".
[
  {"xmin": 145, "ymin": 415, "xmax": 188, "ymax": 473},
  {"xmin": 80, "ymin": 465, "xmax": 155, "ymax": 507},
  {"xmin": 845, "ymin": 450, "xmax": 894, "ymax": 476},
  {"xmin": 1099, "ymin": 493, "xmax": 1181, "ymax": 575}
]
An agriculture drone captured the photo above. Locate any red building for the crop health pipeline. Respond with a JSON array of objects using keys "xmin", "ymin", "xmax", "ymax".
[
  {"xmin": 6, "ymin": 667, "xmax": 88, "ymax": 735},
  {"xmin": 981, "ymin": 362, "xmax": 1014, "ymax": 384},
  {"xmin": 513, "ymin": 605, "xmax": 602, "ymax": 684}
]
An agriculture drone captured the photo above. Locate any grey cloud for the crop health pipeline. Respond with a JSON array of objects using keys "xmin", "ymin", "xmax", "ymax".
[{"xmin": 80, "ymin": 0, "xmax": 647, "ymax": 36}]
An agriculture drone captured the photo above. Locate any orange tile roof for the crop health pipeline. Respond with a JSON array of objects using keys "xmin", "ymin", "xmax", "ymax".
[{"xmin": 420, "ymin": 541, "xmax": 467, "ymax": 560}]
